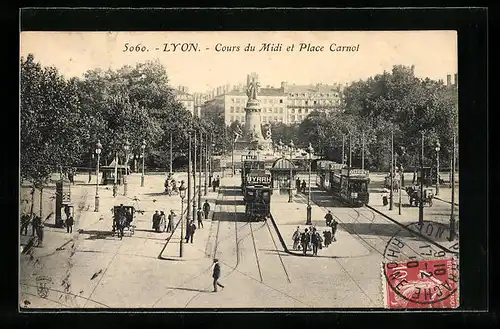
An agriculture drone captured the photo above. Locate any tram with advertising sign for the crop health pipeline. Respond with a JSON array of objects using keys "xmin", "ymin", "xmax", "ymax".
[
  {"xmin": 330, "ymin": 168, "xmax": 370, "ymax": 206},
  {"xmin": 240, "ymin": 154, "xmax": 266, "ymax": 189},
  {"xmin": 243, "ymin": 169, "xmax": 272, "ymax": 221}
]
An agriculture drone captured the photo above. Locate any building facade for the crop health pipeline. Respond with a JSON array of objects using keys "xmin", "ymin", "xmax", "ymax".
[
  {"xmin": 173, "ymin": 86, "xmax": 195, "ymax": 115},
  {"xmin": 223, "ymin": 87, "xmax": 287, "ymax": 126},
  {"xmin": 281, "ymin": 82, "xmax": 344, "ymax": 124}
]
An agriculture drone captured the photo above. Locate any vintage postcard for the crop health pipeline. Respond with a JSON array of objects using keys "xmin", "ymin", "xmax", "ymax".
[{"xmin": 19, "ymin": 31, "xmax": 459, "ymax": 309}]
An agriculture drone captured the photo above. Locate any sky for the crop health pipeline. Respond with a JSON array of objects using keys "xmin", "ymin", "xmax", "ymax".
[{"xmin": 20, "ymin": 31, "xmax": 457, "ymax": 94}]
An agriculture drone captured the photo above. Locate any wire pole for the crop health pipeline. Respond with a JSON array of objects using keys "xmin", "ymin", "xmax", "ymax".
[
  {"xmin": 419, "ymin": 131, "xmax": 424, "ymax": 225},
  {"xmin": 389, "ymin": 130, "xmax": 394, "ymax": 211},
  {"xmin": 449, "ymin": 132, "xmax": 456, "ymax": 240}
]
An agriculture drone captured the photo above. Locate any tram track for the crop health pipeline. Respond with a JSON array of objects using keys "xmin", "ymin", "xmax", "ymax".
[{"xmin": 182, "ymin": 184, "xmax": 297, "ymax": 307}]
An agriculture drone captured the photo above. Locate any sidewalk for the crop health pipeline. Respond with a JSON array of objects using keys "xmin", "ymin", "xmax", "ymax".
[
  {"xmin": 270, "ymin": 191, "xmax": 371, "ymax": 258},
  {"xmin": 157, "ymin": 177, "xmax": 224, "ymax": 261}
]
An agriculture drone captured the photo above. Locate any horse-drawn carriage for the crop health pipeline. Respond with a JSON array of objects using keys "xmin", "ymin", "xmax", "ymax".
[
  {"xmin": 112, "ymin": 205, "xmax": 136, "ymax": 239},
  {"xmin": 405, "ymin": 186, "xmax": 434, "ymax": 207}
]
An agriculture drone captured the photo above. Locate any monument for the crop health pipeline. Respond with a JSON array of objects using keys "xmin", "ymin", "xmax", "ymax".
[{"xmin": 234, "ymin": 73, "xmax": 273, "ymax": 152}]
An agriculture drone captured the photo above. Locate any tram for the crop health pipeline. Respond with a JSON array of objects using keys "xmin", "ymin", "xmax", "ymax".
[
  {"xmin": 240, "ymin": 154, "xmax": 266, "ymax": 190},
  {"xmin": 330, "ymin": 168, "xmax": 370, "ymax": 206},
  {"xmin": 243, "ymin": 169, "xmax": 272, "ymax": 221}
]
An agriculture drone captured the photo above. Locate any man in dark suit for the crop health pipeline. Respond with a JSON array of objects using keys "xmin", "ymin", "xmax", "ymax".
[
  {"xmin": 203, "ymin": 200, "xmax": 210, "ymax": 220},
  {"xmin": 212, "ymin": 258, "xmax": 225, "ymax": 292}
]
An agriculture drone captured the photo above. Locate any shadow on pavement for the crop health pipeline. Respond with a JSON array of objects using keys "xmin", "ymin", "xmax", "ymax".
[
  {"xmin": 143, "ymin": 192, "xmax": 169, "ymax": 197},
  {"xmin": 213, "ymin": 212, "xmax": 249, "ymax": 222},
  {"xmin": 78, "ymin": 229, "xmax": 114, "ymax": 240},
  {"xmin": 163, "ymin": 287, "xmax": 211, "ymax": 293},
  {"xmin": 338, "ymin": 222, "xmax": 417, "ymax": 238},
  {"xmin": 216, "ymin": 199, "xmax": 244, "ymax": 206}
]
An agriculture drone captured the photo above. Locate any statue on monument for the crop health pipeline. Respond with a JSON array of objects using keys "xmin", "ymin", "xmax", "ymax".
[{"xmin": 246, "ymin": 76, "xmax": 260, "ymax": 100}]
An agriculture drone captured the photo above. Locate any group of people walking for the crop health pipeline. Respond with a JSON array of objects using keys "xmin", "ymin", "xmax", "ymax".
[
  {"xmin": 295, "ymin": 177, "xmax": 308, "ymax": 194},
  {"xmin": 152, "ymin": 210, "xmax": 176, "ymax": 233},
  {"xmin": 291, "ymin": 210, "xmax": 339, "ymax": 256},
  {"xmin": 20, "ymin": 213, "xmax": 45, "ymax": 247},
  {"xmin": 151, "ymin": 200, "xmax": 211, "ymax": 239}
]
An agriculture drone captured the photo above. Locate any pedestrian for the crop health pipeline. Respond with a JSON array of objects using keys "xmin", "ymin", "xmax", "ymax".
[
  {"xmin": 31, "ymin": 215, "xmax": 40, "ymax": 237},
  {"xmin": 296, "ymin": 177, "xmax": 301, "ymax": 193},
  {"xmin": 66, "ymin": 216, "xmax": 74, "ymax": 233},
  {"xmin": 203, "ymin": 200, "xmax": 210, "ymax": 219},
  {"xmin": 331, "ymin": 218, "xmax": 338, "ymax": 242},
  {"xmin": 382, "ymin": 188, "xmax": 389, "ymax": 206},
  {"xmin": 301, "ymin": 228, "xmax": 310, "ymax": 255},
  {"xmin": 159, "ymin": 211, "xmax": 166, "ymax": 232},
  {"xmin": 311, "ymin": 227, "xmax": 321, "ymax": 256},
  {"xmin": 212, "ymin": 178, "xmax": 217, "ymax": 192},
  {"xmin": 20, "ymin": 214, "xmax": 30, "ymax": 236},
  {"xmin": 197, "ymin": 208, "xmax": 204, "ymax": 229},
  {"xmin": 167, "ymin": 210, "xmax": 175, "ymax": 233},
  {"xmin": 212, "ymin": 258, "xmax": 225, "ymax": 292},
  {"xmin": 152, "ymin": 210, "xmax": 160, "ymax": 232},
  {"xmin": 301, "ymin": 180, "xmax": 307, "ymax": 193},
  {"xmin": 215, "ymin": 175, "xmax": 220, "ymax": 190},
  {"xmin": 186, "ymin": 220, "xmax": 196, "ymax": 243},
  {"xmin": 323, "ymin": 230, "xmax": 332, "ymax": 247},
  {"xmin": 324, "ymin": 210, "xmax": 333, "ymax": 227},
  {"xmin": 64, "ymin": 205, "xmax": 71, "ymax": 221},
  {"xmin": 292, "ymin": 226, "xmax": 301, "ymax": 251}
]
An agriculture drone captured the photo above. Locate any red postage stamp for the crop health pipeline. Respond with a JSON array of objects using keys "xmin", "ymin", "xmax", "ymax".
[{"xmin": 383, "ymin": 258, "xmax": 459, "ymax": 308}]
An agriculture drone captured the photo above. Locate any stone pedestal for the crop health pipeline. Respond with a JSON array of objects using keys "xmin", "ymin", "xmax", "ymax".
[{"xmin": 235, "ymin": 98, "xmax": 273, "ymax": 152}]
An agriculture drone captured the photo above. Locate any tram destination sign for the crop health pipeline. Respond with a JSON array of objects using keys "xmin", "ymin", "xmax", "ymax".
[
  {"xmin": 246, "ymin": 174, "xmax": 271, "ymax": 184},
  {"xmin": 342, "ymin": 168, "xmax": 369, "ymax": 177}
]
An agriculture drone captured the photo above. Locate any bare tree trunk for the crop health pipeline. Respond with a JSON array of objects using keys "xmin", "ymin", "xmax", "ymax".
[{"xmin": 29, "ymin": 185, "xmax": 35, "ymax": 217}]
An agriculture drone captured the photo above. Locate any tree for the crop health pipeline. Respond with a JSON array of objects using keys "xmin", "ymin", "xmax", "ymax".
[{"xmin": 21, "ymin": 54, "xmax": 88, "ymax": 182}]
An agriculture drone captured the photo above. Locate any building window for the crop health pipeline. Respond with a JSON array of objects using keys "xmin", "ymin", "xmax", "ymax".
[
  {"xmin": 279, "ymin": 108, "xmax": 283, "ymax": 113},
  {"xmin": 291, "ymin": 115, "xmax": 295, "ymax": 121},
  {"xmin": 291, "ymin": 109, "xmax": 295, "ymax": 113},
  {"xmin": 274, "ymin": 116, "xmax": 278, "ymax": 121},
  {"xmin": 280, "ymin": 99, "xmax": 283, "ymax": 103},
  {"xmin": 269, "ymin": 108, "xmax": 273, "ymax": 113},
  {"xmin": 235, "ymin": 98, "xmax": 240, "ymax": 103},
  {"xmin": 313, "ymin": 101, "xmax": 317, "ymax": 105},
  {"xmin": 274, "ymin": 108, "xmax": 278, "ymax": 113},
  {"xmin": 298, "ymin": 108, "xmax": 302, "ymax": 114},
  {"xmin": 305, "ymin": 101, "xmax": 308, "ymax": 106},
  {"xmin": 230, "ymin": 106, "xmax": 234, "ymax": 113},
  {"xmin": 305, "ymin": 109, "xmax": 309, "ymax": 114},
  {"xmin": 231, "ymin": 115, "xmax": 235, "ymax": 121},
  {"xmin": 298, "ymin": 115, "xmax": 303, "ymax": 120},
  {"xmin": 263, "ymin": 116, "xmax": 267, "ymax": 121}
]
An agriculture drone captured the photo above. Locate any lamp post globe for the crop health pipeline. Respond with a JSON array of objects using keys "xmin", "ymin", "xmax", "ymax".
[
  {"xmin": 435, "ymin": 141, "xmax": 441, "ymax": 196},
  {"xmin": 141, "ymin": 140, "xmax": 146, "ymax": 187},
  {"xmin": 94, "ymin": 140, "xmax": 102, "ymax": 212},
  {"xmin": 306, "ymin": 142, "xmax": 314, "ymax": 225}
]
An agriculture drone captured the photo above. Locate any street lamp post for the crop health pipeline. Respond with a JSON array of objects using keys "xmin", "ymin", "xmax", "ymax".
[
  {"xmin": 187, "ymin": 132, "xmax": 192, "ymax": 223},
  {"xmin": 342, "ymin": 135, "xmax": 345, "ymax": 165},
  {"xmin": 123, "ymin": 139, "xmax": 130, "ymax": 196},
  {"xmin": 141, "ymin": 140, "xmax": 146, "ymax": 187},
  {"xmin": 210, "ymin": 139, "xmax": 215, "ymax": 187},
  {"xmin": 449, "ymin": 132, "xmax": 456, "ymax": 241},
  {"xmin": 204, "ymin": 135, "xmax": 208, "ymax": 196},
  {"xmin": 94, "ymin": 140, "xmax": 102, "ymax": 212},
  {"xmin": 113, "ymin": 151, "xmax": 118, "ymax": 197},
  {"xmin": 198, "ymin": 132, "xmax": 203, "ymax": 209},
  {"xmin": 306, "ymin": 143, "xmax": 314, "ymax": 225},
  {"xmin": 169, "ymin": 132, "xmax": 173, "ymax": 175},
  {"xmin": 389, "ymin": 130, "xmax": 394, "ymax": 211},
  {"xmin": 193, "ymin": 131, "xmax": 197, "ymax": 223},
  {"xmin": 419, "ymin": 132, "xmax": 425, "ymax": 226},
  {"xmin": 179, "ymin": 183, "xmax": 187, "ymax": 257},
  {"xmin": 288, "ymin": 140, "xmax": 294, "ymax": 203},
  {"xmin": 435, "ymin": 140, "xmax": 441, "ymax": 196}
]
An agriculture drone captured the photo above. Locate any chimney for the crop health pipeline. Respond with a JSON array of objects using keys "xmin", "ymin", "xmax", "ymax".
[
  {"xmin": 446, "ymin": 74, "xmax": 451, "ymax": 86},
  {"xmin": 281, "ymin": 81, "xmax": 287, "ymax": 90},
  {"xmin": 454, "ymin": 73, "xmax": 458, "ymax": 86}
]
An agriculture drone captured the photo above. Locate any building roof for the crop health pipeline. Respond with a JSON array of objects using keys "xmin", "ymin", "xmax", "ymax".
[
  {"xmin": 225, "ymin": 87, "xmax": 286, "ymax": 97},
  {"xmin": 284, "ymin": 84, "xmax": 341, "ymax": 94}
]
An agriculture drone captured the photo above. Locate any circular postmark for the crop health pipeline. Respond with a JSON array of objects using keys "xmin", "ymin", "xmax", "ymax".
[{"xmin": 383, "ymin": 221, "xmax": 459, "ymax": 308}]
